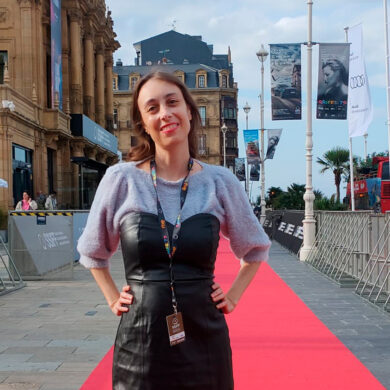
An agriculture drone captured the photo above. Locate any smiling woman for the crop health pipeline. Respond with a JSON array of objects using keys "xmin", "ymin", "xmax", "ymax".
[{"xmin": 77, "ymin": 71, "xmax": 271, "ymax": 390}]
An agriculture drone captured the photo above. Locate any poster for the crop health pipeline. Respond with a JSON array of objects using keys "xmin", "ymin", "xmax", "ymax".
[
  {"xmin": 270, "ymin": 44, "xmax": 301, "ymax": 120},
  {"xmin": 317, "ymin": 43, "xmax": 350, "ymax": 120}
]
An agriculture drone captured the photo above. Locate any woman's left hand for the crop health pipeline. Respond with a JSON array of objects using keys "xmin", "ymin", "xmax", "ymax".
[{"xmin": 211, "ymin": 283, "xmax": 236, "ymax": 314}]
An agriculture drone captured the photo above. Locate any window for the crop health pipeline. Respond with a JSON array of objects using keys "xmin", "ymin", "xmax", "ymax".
[
  {"xmin": 198, "ymin": 75, "xmax": 205, "ymax": 88},
  {"xmin": 222, "ymin": 75, "xmax": 228, "ymax": 88},
  {"xmin": 226, "ymin": 134, "xmax": 237, "ymax": 148},
  {"xmin": 223, "ymin": 107, "xmax": 237, "ymax": 119},
  {"xmin": 130, "ymin": 76, "xmax": 138, "ymax": 90},
  {"xmin": 198, "ymin": 134, "xmax": 207, "ymax": 155},
  {"xmin": 199, "ymin": 106, "xmax": 206, "ymax": 126},
  {"xmin": 131, "ymin": 136, "xmax": 138, "ymax": 147},
  {"xmin": 0, "ymin": 51, "xmax": 7, "ymax": 84},
  {"xmin": 112, "ymin": 77, "xmax": 118, "ymax": 90},
  {"xmin": 113, "ymin": 109, "xmax": 118, "ymax": 129}
]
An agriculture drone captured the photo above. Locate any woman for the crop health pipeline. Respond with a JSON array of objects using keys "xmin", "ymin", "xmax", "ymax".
[
  {"xmin": 77, "ymin": 71, "xmax": 271, "ymax": 389},
  {"xmin": 318, "ymin": 59, "xmax": 348, "ymax": 101},
  {"xmin": 15, "ymin": 191, "xmax": 38, "ymax": 211}
]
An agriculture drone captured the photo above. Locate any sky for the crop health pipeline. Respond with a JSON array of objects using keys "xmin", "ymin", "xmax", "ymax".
[{"xmin": 105, "ymin": 0, "xmax": 389, "ymax": 201}]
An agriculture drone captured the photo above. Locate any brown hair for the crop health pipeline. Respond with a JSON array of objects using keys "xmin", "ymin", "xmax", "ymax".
[{"xmin": 128, "ymin": 71, "xmax": 200, "ymax": 161}]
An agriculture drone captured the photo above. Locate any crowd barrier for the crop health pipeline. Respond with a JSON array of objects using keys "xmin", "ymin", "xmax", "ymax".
[
  {"xmin": 8, "ymin": 210, "xmax": 89, "ymax": 279},
  {"xmin": 305, "ymin": 211, "xmax": 390, "ymax": 313}
]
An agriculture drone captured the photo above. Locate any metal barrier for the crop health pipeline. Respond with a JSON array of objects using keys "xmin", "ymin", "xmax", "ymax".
[
  {"xmin": 8, "ymin": 210, "xmax": 89, "ymax": 280},
  {"xmin": 355, "ymin": 213, "xmax": 390, "ymax": 312},
  {"xmin": 306, "ymin": 211, "xmax": 371, "ymax": 287},
  {"xmin": 0, "ymin": 234, "xmax": 25, "ymax": 295},
  {"xmin": 305, "ymin": 211, "xmax": 390, "ymax": 313}
]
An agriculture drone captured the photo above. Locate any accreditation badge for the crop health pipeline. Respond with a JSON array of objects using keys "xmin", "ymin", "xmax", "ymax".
[{"xmin": 166, "ymin": 312, "xmax": 186, "ymax": 346}]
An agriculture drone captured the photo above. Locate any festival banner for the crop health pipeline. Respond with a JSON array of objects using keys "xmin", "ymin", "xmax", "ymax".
[
  {"xmin": 51, "ymin": 0, "xmax": 62, "ymax": 110},
  {"xmin": 243, "ymin": 130, "xmax": 260, "ymax": 164},
  {"xmin": 347, "ymin": 24, "xmax": 373, "ymax": 137},
  {"xmin": 317, "ymin": 43, "xmax": 350, "ymax": 120},
  {"xmin": 270, "ymin": 44, "xmax": 301, "ymax": 120},
  {"xmin": 234, "ymin": 158, "xmax": 246, "ymax": 181},
  {"xmin": 250, "ymin": 163, "xmax": 260, "ymax": 181},
  {"xmin": 266, "ymin": 128, "xmax": 283, "ymax": 160}
]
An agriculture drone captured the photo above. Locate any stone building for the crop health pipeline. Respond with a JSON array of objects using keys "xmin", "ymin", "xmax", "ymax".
[
  {"xmin": 112, "ymin": 30, "xmax": 239, "ymax": 168},
  {"xmin": 0, "ymin": 0, "xmax": 119, "ymax": 211}
]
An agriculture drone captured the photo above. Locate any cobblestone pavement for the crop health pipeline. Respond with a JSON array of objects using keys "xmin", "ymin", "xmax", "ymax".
[{"xmin": 0, "ymin": 243, "xmax": 389, "ymax": 389}]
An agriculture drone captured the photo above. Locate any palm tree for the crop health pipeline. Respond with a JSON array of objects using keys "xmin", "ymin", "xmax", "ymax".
[{"xmin": 317, "ymin": 147, "xmax": 349, "ymax": 203}]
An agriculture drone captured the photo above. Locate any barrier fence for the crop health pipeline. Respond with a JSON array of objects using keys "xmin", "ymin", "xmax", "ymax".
[
  {"xmin": 304, "ymin": 211, "xmax": 390, "ymax": 313},
  {"xmin": 8, "ymin": 210, "xmax": 89, "ymax": 280}
]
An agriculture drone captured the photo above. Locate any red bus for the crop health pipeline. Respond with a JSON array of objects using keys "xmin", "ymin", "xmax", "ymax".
[{"xmin": 346, "ymin": 157, "xmax": 390, "ymax": 213}]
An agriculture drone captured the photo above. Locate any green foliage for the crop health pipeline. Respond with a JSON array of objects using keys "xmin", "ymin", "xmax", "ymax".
[
  {"xmin": 314, "ymin": 197, "xmax": 348, "ymax": 211},
  {"xmin": 267, "ymin": 183, "xmax": 305, "ymax": 210},
  {"xmin": 317, "ymin": 147, "xmax": 350, "ymax": 203}
]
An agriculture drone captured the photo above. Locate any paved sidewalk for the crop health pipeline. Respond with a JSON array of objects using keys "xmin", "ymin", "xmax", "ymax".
[{"xmin": 0, "ymin": 243, "xmax": 390, "ymax": 389}]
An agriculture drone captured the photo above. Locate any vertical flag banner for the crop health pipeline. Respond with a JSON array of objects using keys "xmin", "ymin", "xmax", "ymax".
[
  {"xmin": 234, "ymin": 158, "xmax": 246, "ymax": 181},
  {"xmin": 243, "ymin": 130, "xmax": 260, "ymax": 164},
  {"xmin": 51, "ymin": 0, "xmax": 62, "ymax": 110},
  {"xmin": 317, "ymin": 43, "xmax": 350, "ymax": 119},
  {"xmin": 250, "ymin": 163, "xmax": 260, "ymax": 181},
  {"xmin": 347, "ymin": 24, "xmax": 373, "ymax": 137},
  {"xmin": 270, "ymin": 44, "xmax": 302, "ymax": 120},
  {"xmin": 266, "ymin": 129, "xmax": 283, "ymax": 160}
]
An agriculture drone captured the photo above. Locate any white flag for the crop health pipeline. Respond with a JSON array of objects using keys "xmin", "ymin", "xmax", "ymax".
[{"xmin": 347, "ymin": 23, "xmax": 373, "ymax": 137}]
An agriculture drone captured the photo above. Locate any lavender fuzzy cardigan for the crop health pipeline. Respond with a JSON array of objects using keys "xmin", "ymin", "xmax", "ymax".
[{"xmin": 77, "ymin": 160, "xmax": 271, "ymax": 268}]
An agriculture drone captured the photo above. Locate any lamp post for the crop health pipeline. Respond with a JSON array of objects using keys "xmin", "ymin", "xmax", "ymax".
[
  {"xmin": 221, "ymin": 122, "xmax": 228, "ymax": 167},
  {"xmin": 256, "ymin": 44, "xmax": 269, "ymax": 224},
  {"xmin": 243, "ymin": 102, "xmax": 251, "ymax": 196}
]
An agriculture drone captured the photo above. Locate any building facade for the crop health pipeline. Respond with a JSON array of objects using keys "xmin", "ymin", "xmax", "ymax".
[
  {"xmin": 0, "ymin": 0, "xmax": 119, "ymax": 211},
  {"xmin": 112, "ymin": 30, "xmax": 239, "ymax": 168}
]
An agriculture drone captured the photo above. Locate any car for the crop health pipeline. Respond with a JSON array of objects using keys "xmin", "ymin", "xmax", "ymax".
[{"xmin": 281, "ymin": 87, "xmax": 298, "ymax": 98}]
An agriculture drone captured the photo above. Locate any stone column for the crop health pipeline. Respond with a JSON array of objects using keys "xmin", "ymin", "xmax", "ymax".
[
  {"xmin": 61, "ymin": 9, "xmax": 70, "ymax": 113},
  {"xmin": 105, "ymin": 52, "xmax": 113, "ymax": 132},
  {"xmin": 83, "ymin": 23, "xmax": 95, "ymax": 119},
  {"xmin": 69, "ymin": 8, "xmax": 83, "ymax": 114},
  {"xmin": 95, "ymin": 39, "xmax": 105, "ymax": 127}
]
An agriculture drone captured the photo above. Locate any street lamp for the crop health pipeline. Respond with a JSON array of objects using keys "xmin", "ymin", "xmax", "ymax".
[
  {"xmin": 243, "ymin": 102, "xmax": 251, "ymax": 196},
  {"xmin": 256, "ymin": 44, "xmax": 269, "ymax": 224},
  {"xmin": 221, "ymin": 122, "xmax": 228, "ymax": 167}
]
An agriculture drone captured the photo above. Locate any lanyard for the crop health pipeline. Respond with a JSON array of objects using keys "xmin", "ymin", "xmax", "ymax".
[{"xmin": 150, "ymin": 158, "xmax": 193, "ymax": 313}]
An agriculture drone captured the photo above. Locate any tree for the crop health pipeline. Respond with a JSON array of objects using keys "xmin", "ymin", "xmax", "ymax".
[
  {"xmin": 266, "ymin": 186, "xmax": 283, "ymax": 208},
  {"xmin": 317, "ymin": 147, "xmax": 349, "ymax": 203}
]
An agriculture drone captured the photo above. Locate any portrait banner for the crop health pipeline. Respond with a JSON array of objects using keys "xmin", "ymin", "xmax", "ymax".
[
  {"xmin": 270, "ymin": 44, "xmax": 302, "ymax": 120},
  {"xmin": 234, "ymin": 158, "xmax": 246, "ymax": 181},
  {"xmin": 243, "ymin": 130, "xmax": 260, "ymax": 164},
  {"xmin": 347, "ymin": 24, "xmax": 373, "ymax": 138},
  {"xmin": 266, "ymin": 129, "xmax": 283, "ymax": 160},
  {"xmin": 51, "ymin": 0, "xmax": 62, "ymax": 110},
  {"xmin": 250, "ymin": 163, "xmax": 260, "ymax": 181},
  {"xmin": 317, "ymin": 43, "xmax": 350, "ymax": 120}
]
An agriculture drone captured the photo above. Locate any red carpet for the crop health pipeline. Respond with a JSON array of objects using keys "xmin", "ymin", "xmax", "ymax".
[{"xmin": 81, "ymin": 237, "xmax": 385, "ymax": 389}]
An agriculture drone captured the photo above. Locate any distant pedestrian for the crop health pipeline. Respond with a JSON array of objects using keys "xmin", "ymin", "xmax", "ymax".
[
  {"xmin": 45, "ymin": 191, "xmax": 57, "ymax": 210},
  {"xmin": 36, "ymin": 190, "xmax": 46, "ymax": 210},
  {"xmin": 15, "ymin": 191, "xmax": 38, "ymax": 211}
]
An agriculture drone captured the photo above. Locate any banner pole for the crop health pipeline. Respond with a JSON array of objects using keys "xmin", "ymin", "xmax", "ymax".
[
  {"xmin": 383, "ymin": 0, "xmax": 390, "ymax": 170},
  {"xmin": 300, "ymin": 0, "xmax": 316, "ymax": 261},
  {"xmin": 345, "ymin": 26, "xmax": 355, "ymax": 211}
]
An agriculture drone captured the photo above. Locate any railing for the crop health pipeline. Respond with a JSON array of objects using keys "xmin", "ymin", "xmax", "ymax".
[
  {"xmin": 305, "ymin": 211, "xmax": 390, "ymax": 313},
  {"xmin": 0, "ymin": 234, "xmax": 25, "ymax": 296}
]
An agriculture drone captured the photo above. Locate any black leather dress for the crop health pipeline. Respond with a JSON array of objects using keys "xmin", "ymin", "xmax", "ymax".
[{"xmin": 113, "ymin": 212, "xmax": 234, "ymax": 390}]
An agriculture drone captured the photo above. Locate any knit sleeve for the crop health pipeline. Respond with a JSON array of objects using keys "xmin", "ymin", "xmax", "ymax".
[
  {"xmin": 216, "ymin": 168, "xmax": 271, "ymax": 263},
  {"xmin": 77, "ymin": 165, "xmax": 126, "ymax": 268}
]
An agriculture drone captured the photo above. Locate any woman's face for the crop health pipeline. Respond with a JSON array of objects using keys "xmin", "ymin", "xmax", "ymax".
[
  {"xmin": 137, "ymin": 78, "xmax": 192, "ymax": 152},
  {"xmin": 22, "ymin": 192, "xmax": 29, "ymax": 201},
  {"xmin": 323, "ymin": 65, "xmax": 340, "ymax": 87}
]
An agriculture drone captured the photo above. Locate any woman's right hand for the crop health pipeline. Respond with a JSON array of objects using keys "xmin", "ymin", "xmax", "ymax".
[{"xmin": 109, "ymin": 285, "xmax": 133, "ymax": 316}]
